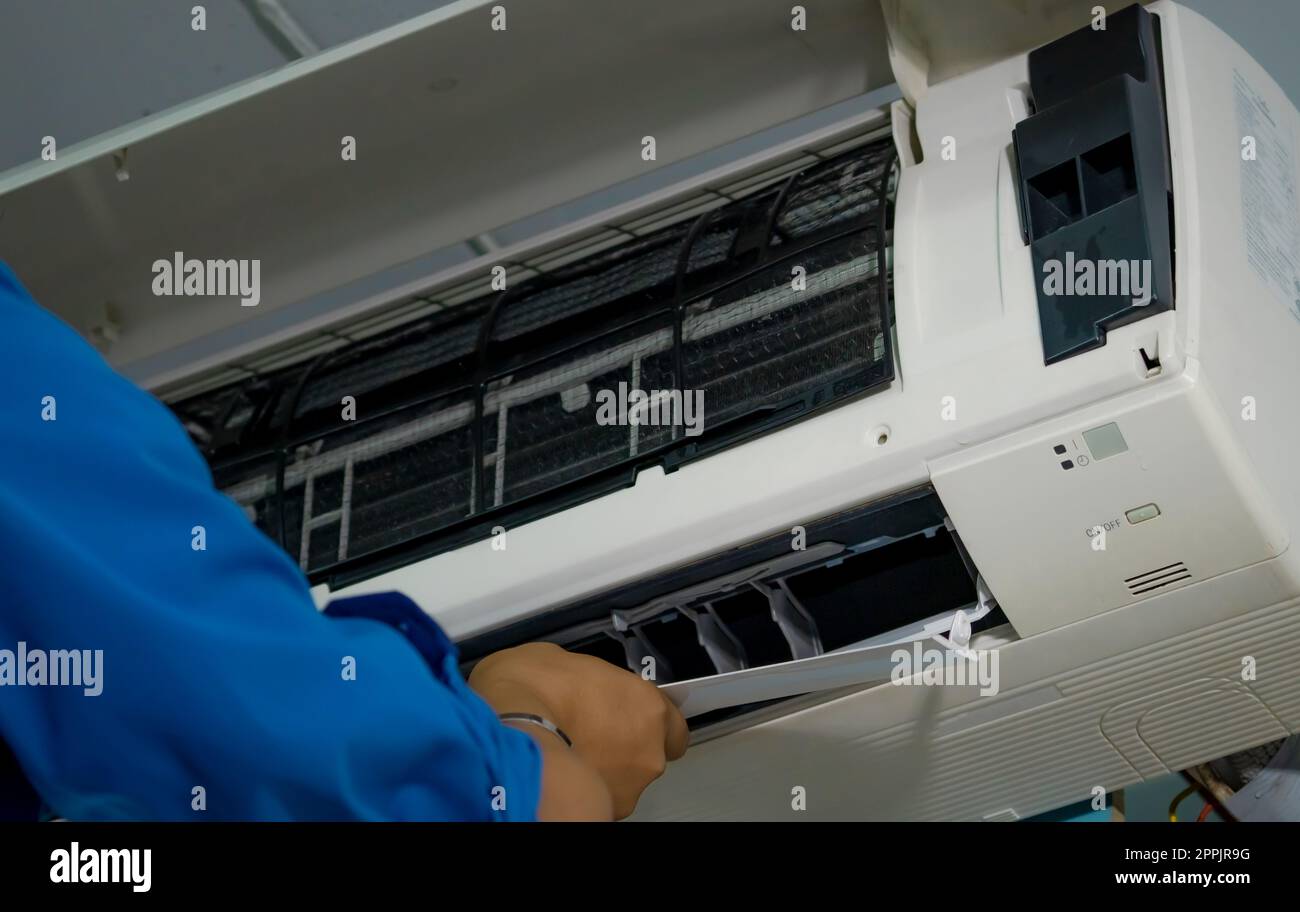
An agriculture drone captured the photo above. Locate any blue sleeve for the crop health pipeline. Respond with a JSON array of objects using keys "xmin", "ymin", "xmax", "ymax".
[{"xmin": 0, "ymin": 262, "xmax": 541, "ymax": 821}]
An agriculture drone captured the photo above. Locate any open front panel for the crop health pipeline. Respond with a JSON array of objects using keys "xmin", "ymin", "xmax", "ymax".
[{"xmin": 171, "ymin": 136, "xmax": 898, "ymax": 588}]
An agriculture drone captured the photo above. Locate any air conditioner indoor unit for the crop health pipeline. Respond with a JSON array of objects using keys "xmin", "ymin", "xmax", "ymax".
[{"xmin": 4, "ymin": 0, "xmax": 1299, "ymax": 820}]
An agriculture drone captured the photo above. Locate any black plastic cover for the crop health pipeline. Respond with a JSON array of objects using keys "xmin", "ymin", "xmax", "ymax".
[{"xmin": 1013, "ymin": 3, "xmax": 1174, "ymax": 364}]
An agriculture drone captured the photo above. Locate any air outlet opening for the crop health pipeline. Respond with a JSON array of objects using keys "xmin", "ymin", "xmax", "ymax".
[
  {"xmin": 459, "ymin": 487, "xmax": 1011, "ymax": 727},
  {"xmin": 568, "ymin": 633, "xmax": 629, "ymax": 668},
  {"xmin": 784, "ymin": 528, "xmax": 974, "ymax": 652},
  {"xmin": 710, "ymin": 589, "xmax": 793, "ymax": 667}
]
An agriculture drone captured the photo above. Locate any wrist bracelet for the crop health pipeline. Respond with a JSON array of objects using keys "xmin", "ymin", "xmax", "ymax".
[{"xmin": 498, "ymin": 712, "xmax": 573, "ymax": 748}]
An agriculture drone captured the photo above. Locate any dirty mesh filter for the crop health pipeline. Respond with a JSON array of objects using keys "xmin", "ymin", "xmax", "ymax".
[
  {"xmin": 684, "ymin": 189, "xmax": 782, "ymax": 279},
  {"xmin": 171, "ymin": 135, "xmax": 897, "ymax": 584},
  {"xmin": 682, "ymin": 231, "xmax": 886, "ymax": 430},
  {"xmin": 492, "ymin": 219, "xmax": 693, "ymax": 342},
  {"xmin": 172, "ymin": 372, "xmax": 296, "ymax": 460},
  {"xmin": 482, "ymin": 314, "xmax": 677, "ymax": 508},
  {"xmin": 294, "ymin": 306, "xmax": 485, "ymax": 423},
  {"xmin": 281, "ymin": 392, "xmax": 475, "ymax": 574},
  {"xmin": 172, "ymin": 386, "xmax": 241, "ymax": 449},
  {"xmin": 212, "ymin": 455, "xmax": 281, "ymax": 543},
  {"xmin": 776, "ymin": 142, "xmax": 894, "ymax": 240}
]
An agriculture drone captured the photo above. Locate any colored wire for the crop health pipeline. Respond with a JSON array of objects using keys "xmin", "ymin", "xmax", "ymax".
[{"xmin": 1168, "ymin": 784, "xmax": 1199, "ymax": 822}]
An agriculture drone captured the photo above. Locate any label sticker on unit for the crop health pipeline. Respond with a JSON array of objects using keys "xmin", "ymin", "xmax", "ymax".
[{"xmin": 1233, "ymin": 69, "xmax": 1300, "ymax": 321}]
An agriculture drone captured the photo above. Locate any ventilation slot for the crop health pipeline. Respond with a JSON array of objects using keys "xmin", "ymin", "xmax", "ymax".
[{"xmin": 1126, "ymin": 561, "xmax": 1191, "ymax": 595}]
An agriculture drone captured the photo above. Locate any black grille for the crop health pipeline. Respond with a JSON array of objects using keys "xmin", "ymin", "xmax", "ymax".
[{"xmin": 171, "ymin": 137, "xmax": 898, "ymax": 587}]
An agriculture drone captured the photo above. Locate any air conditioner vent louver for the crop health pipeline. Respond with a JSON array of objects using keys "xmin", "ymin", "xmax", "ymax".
[
  {"xmin": 460, "ymin": 489, "xmax": 1006, "ymax": 728},
  {"xmin": 1126, "ymin": 561, "xmax": 1192, "ymax": 595},
  {"xmin": 569, "ymin": 535, "xmax": 976, "ymax": 684},
  {"xmin": 171, "ymin": 137, "xmax": 898, "ymax": 588}
]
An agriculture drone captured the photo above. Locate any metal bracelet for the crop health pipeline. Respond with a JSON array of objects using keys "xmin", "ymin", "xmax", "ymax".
[{"xmin": 498, "ymin": 712, "xmax": 574, "ymax": 748}]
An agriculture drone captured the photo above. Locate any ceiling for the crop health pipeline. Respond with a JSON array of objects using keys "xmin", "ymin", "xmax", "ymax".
[{"xmin": 0, "ymin": 0, "xmax": 461, "ymax": 173}]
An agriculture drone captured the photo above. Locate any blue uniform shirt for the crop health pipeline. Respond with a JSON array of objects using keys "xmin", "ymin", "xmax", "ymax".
[{"xmin": 0, "ymin": 262, "xmax": 541, "ymax": 820}]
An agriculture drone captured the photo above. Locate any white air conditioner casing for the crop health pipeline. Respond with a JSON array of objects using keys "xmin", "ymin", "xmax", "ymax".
[{"xmin": 6, "ymin": 0, "xmax": 1299, "ymax": 821}]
